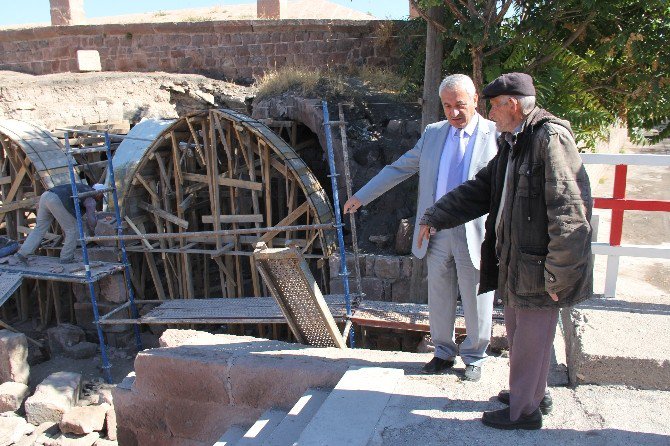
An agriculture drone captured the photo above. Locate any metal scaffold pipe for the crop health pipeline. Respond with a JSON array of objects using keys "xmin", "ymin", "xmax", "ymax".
[{"xmin": 84, "ymin": 223, "xmax": 336, "ymax": 243}]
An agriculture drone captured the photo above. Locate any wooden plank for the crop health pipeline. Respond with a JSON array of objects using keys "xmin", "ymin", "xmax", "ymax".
[
  {"xmin": 201, "ymin": 214, "xmax": 264, "ymax": 224},
  {"xmin": 206, "ymin": 112, "xmax": 228, "ymax": 297},
  {"xmin": 124, "ymin": 216, "xmax": 154, "ymax": 250},
  {"xmin": 0, "ymin": 165, "xmax": 28, "ymax": 225},
  {"xmin": 186, "ymin": 117, "xmax": 207, "ymax": 167},
  {"xmin": 260, "ymin": 201, "xmax": 310, "ymax": 243},
  {"xmin": 133, "ymin": 173, "xmax": 160, "ymax": 202},
  {"xmin": 182, "ymin": 172, "xmax": 208, "ymax": 184},
  {"xmin": 16, "ymin": 225, "xmax": 59, "ymax": 242},
  {"xmin": 216, "ymin": 176, "xmax": 263, "ymax": 191},
  {"xmin": 138, "ymin": 201, "xmax": 189, "ymax": 229},
  {"xmin": 178, "ymin": 194, "xmax": 194, "ymax": 212},
  {"xmin": 0, "ymin": 176, "xmax": 11, "ymax": 185},
  {"xmin": 144, "ymin": 252, "xmax": 167, "ymax": 300}
]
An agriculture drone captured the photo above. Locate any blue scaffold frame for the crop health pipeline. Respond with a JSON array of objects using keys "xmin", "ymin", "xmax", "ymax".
[
  {"xmin": 322, "ymin": 101, "xmax": 355, "ymax": 348},
  {"xmin": 64, "ymin": 131, "xmax": 143, "ymax": 383}
]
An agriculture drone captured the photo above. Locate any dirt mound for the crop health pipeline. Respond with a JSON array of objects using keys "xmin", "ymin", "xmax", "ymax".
[{"xmin": 0, "ymin": 71, "xmax": 254, "ymax": 131}]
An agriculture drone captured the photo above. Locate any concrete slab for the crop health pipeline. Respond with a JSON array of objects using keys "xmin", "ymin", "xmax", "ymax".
[
  {"xmin": 297, "ymin": 367, "xmax": 404, "ymax": 446},
  {"xmin": 237, "ymin": 409, "xmax": 286, "ymax": 445},
  {"xmin": 265, "ymin": 388, "xmax": 330, "ymax": 446},
  {"xmin": 214, "ymin": 425, "xmax": 246, "ymax": 446},
  {"xmin": 368, "ymin": 361, "xmax": 670, "ymax": 445},
  {"xmin": 562, "ymin": 298, "xmax": 670, "ymax": 389}
]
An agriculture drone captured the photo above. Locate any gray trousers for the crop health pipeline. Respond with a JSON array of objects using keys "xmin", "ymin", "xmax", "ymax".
[
  {"xmin": 505, "ymin": 306, "xmax": 559, "ymax": 421},
  {"xmin": 426, "ymin": 227, "xmax": 494, "ymax": 366},
  {"xmin": 19, "ymin": 191, "xmax": 78, "ymax": 260}
]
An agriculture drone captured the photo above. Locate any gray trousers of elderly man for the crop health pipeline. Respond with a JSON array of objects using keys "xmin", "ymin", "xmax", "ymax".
[
  {"xmin": 427, "ymin": 226, "xmax": 494, "ymax": 365},
  {"xmin": 18, "ymin": 191, "xmax": 78, "ymax": 261}
]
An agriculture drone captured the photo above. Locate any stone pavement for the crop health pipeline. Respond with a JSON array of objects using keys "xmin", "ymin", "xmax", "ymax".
[{"xmin": 369, "ymin": 358, "xmax": 670, "ymax": 445}]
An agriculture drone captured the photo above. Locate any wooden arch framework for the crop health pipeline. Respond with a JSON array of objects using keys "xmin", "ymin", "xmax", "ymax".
[
  {"xmin": 0, "ymin": 120, "xmax": 74, "ymax": 244},
  {"xmin": 112, "ymin": 109, "xmax": 337, "ymax": 300}
]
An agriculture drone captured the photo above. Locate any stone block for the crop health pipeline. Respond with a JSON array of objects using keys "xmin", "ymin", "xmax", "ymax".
[
  {"xmin": 104, "ymin": 405, "xmax": 116, "ymax": 441},
  {"xmin": 13, "ymin": 421, "xmax": 58, "ymax": 446},
  {"xmin": 0, "ymin": 382, "xmax": 29, "ymax": 412},
  {"xmin": 50, "ymin": 0, "xmax": 85, "ymax": 26},
  {"xmin": 74, "ymin": 303, "xmax": 128, "ymax": 333},
  {"xmin": 228, "ymin": 354, "xmax": 347, "ymax": 410},
  {"xmin": 257, "ymin": 0, "xmax": 286, "ymax": 19},
  {"xmin": 330, "ymin": 277, "xmax": 387, "ymax": 301},
  {"xmin": 77, "ymin": 50, "xmax": 101, "ymax": 72},
  {"xmin": 328, "ymin": 253, "xmax": 365, "ymax": 280},
  {"xmin": 47, "ymin": 324, "xmax": 85, "ymax": 356},
  {"xmin": 25, "ymin": 372, "xmax": 82, "ymax": 425},
  {"xmin": 364, "ymin": 255, "xmax": 375, "ymax": 276},
  {"xmin": 562, "ymin": 304, "xmax": 670, "ymax": 390},
  {"xmin": 43, "ymin": 432, "xmax": 99, "ymax": 446},
  {"xmin": 93, "ymin": 439, "xmax": 116, "ymax": 446},
  {"xmin": 63, "ymin": 342, "xmax": 98, "ymax": 360},
  {"xmin": 400, "ymin": 257, "xmax": 413, "ymax": 279},
  {"xmin": 394, "ymin": 219, "xmax": 413, "ymax": 255},
  {"xmin": 0, "ymin": 415, "xmax": 32, "ymax": 446},
  {"xmin": 60, "ymin": 403, "xmax": 109, "ymax": 434},
  {"xmin": 373, "ymin": 256, "xmax": 400, "ymax": 280},
  {"xmin": 132, "ymin": 351, "xmax": 232, "ymax": 404},
  {"xmin": 0, "ymin": 330, "xmax": 29, "ymax": 385},
  {"xmin": 162, "ymin": 399, "xmax": 259, "ymax": 444},
  {"xmin": 386, "ymin": 119, "xmax": 404, "ymax": 136},
  {"xmin": 98, "ymin": 274, "xmax": 127, "ymax": 304},
  {"xmin": 391, "ymin": 279, "xmax": 411, "ymax": 303}
]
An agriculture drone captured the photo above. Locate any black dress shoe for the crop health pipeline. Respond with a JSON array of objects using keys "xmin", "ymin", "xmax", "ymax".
[
  {"xmin": 482, "ymin": 407, "xmax": 542, "ymax": 430},
  {"xmin": 497, "ymin": 389, "xmax": 553, "ymax": 415},
  {"xmin": 420, "ymin": 357, "xmax": 455, "ymax": 374}
]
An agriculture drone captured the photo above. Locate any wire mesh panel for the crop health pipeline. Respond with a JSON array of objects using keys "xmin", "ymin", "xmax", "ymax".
[
  {"xmin": 254, "ymin": 246, "xmax": 346, "ymax": 349},
  {"xmin": 0, "ymin": 272, "xmax": 23, "ymax": 307}
]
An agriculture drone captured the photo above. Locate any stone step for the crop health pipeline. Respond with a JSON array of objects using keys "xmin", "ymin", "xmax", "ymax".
[
  {"xmin": 235, "ymin": 408, "xmax": 287, "ymax": 446},
  {"xmin": 264, "ymin": 388, "xmax": 331, "ymax": 446},
  {"xmin": 562, "ymin": 298, "xmax": 670, "ymax": 390},
  {"xmin": 214, "ymin": 424, "xmax": 247, "ymax": 446},
  {"xmin": 296, "ymin": 367, "xmax": 404, "ymax": 446}
]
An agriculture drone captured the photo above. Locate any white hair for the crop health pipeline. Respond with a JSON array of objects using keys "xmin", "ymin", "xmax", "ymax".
[
  {"xmin": 438, "ymin": 74, "xmax": 476, "ymax": 98},
  {"xmin": 514, "ymin": 95, "xmax": 536, "ymax": 115}
]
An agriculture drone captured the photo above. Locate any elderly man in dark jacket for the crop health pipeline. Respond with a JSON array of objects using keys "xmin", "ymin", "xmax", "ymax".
[{"xmin": 418, "ymin": 72, "xmax": 593, "ymax": 430}]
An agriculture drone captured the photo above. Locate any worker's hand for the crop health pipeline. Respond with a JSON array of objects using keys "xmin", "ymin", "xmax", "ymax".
[
  {"xmin": 549, "ymin": 292, "xmax": 559, "ymax": 302},
  {"xmin": 417, "ymin": 224, "xmax": 434, "ymax": 249},
  {"xmin": 343, "ymin": 196, "xmax": 362, "ymax": 214}
]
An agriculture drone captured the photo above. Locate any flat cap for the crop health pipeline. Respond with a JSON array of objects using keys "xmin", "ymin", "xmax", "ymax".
[{"xmin": 482, "ymin": 72, "xmax": 535, "ymax": 99}]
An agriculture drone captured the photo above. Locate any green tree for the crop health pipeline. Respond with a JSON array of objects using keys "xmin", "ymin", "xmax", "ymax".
[{"xmin": 409, "ymin": 0, "xmax": 670, "ymax": 147}]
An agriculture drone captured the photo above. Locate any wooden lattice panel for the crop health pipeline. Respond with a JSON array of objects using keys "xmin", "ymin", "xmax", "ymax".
[{"xmin": 254, "ymin": 246, "xmax": 346, "ymax": 348}]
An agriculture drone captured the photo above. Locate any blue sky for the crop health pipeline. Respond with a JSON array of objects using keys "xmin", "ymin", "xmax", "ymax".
[{"xmin": 0, "ymin": 1, "xmax": 409, "ymax": 26}]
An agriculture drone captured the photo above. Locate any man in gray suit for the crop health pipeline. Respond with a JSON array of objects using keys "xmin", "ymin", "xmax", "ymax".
[{"xmin": 344, "ymin": 74, "xmax": 497, "ymax": 381}]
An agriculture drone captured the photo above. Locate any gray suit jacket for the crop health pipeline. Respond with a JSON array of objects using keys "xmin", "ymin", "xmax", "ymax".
[{"xmin": 354, "ymin": 117, "xmax": 498, "ymax": 265}]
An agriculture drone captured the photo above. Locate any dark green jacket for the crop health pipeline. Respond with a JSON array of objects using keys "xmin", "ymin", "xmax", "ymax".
[{"xmin": 420, "ymin": 107, "xmax": 593, "ymax": 309}]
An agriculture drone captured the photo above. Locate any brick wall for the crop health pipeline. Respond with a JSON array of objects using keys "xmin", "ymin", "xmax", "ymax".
[{"xmin": 0, "ymin": 19, "xmax": 400, "ymax": 81}]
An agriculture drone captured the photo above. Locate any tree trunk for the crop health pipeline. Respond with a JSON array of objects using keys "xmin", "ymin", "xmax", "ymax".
[
  {"xmin": 471, "ymin": 46, "xmax": 486, "ymax": 116},
  {"xmin": 421, "ymin": 6, "xmax": 445, "ymax": 131}
]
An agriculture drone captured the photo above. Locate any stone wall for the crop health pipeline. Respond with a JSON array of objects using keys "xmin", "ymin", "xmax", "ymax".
[
  {"xmin": 0, "ymin": 20, "xmax": 400, "ymax": 82},
  {"xmin": 329, "ymin": 253, "xmax": 428, "ymax": 303}
]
